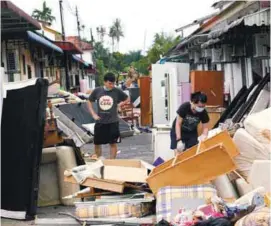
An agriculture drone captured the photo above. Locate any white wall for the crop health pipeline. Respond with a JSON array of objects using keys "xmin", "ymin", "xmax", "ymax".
[{"xmin": 81, "ymin": 50, "xmax": 94, "ymax": 65}]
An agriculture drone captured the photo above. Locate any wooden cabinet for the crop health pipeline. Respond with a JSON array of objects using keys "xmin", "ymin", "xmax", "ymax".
[
  {"xmin": 139, "ymin": 76, "xmax": 152, "ymax": 126},
  {"xmin": 190, "ymin": 71, "xmax": 224, "ymax": 106}
]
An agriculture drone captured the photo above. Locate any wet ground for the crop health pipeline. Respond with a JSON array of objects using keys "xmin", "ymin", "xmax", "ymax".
[{"xmin": 1, "ymin": 133, "xmax": 153, "ymax": 225}]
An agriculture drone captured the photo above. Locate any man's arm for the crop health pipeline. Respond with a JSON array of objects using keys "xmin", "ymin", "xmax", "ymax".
[
  {"xmin": 88, "ymin": 89, "xmax": 100, "ymax": 120},
  {"xmin": 175, "ymin": 116, "xmax": 183, "ymax": 141},
  {"xmin": 201, "ymin": 123, "xmax": 209, "ymax": 139},
  {"xmin": 117, "ymin": 89, "xmax": 130, "ymax": 106}
]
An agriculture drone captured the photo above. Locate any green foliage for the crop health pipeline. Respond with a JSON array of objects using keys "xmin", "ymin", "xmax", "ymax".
[
  {"xmin": 93, "ymin": 31, "xmax": 181, "ymax": 82},
  {"xmin": 32, "ymin": 1, "xmax": 55, "ymax": 23}
]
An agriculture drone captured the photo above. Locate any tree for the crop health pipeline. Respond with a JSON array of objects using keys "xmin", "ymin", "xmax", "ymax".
[
  {"xmin": 96, "ymin": 26, "xmax": 106, "ymax": 43},
  {"xmin": 32, "ymin": 1, "xmax": 55, "ymax": 24},
  {"xmin": 112, "ymin": 18, "xmax": 124, "ymax": 51},
  {"xmin": 146, "ymin": 32, "xmax": 181, "ymax": 64}
]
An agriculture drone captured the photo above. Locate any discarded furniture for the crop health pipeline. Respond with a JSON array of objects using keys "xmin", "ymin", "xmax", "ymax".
[
  {"xmin": 38, "ymin": 146, "xmax": 80, "ymax": 207},
  {"xmin": 1, "ymin": 78, "xmax": 48, "ymax": 220},
  {"xmin": 139, "ymin": 76, "xmax": 152, "ymax": 126},
  {"xmin": 147, "ymin": 131, "xmax": 239, "ymax": 195},
  {"xmin": 120, "ymin": 103, "xmax": 140, "ymax": 125},
  {"xmin": 43, "ymin": 100, "xmax": 63, "ymax": 147},
  {"xmin": 190, "ymin": 70, "xmax": 224, "ymax": 106}
]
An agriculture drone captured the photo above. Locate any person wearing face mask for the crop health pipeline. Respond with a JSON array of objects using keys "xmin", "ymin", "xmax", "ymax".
[
  {"xmin": 87, "ymin": 72, "xmax": 130, "ymax": 159},
  {"xmin": 170, "ymin": 92, "xmax": 210, "ymax": 155}
]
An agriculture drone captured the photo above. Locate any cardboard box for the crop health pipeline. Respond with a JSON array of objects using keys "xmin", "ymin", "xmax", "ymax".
[{"xmin": 102, "ymin": 160, "xmax": 154, "ymax": 183}]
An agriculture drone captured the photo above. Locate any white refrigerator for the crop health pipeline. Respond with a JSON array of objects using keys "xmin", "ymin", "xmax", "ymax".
[{"xmin": 152, "ymin": 62, "xmax": 190, "ymax": 126}]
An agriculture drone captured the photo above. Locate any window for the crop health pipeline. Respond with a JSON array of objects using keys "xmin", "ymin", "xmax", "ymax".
[
  {"xmin": 7, "ymin": 51, "xmax": 18, "ymax": 72},
  {"xmin": 22, "ymin": 55, "xmax": 26, "ymax": 74}
]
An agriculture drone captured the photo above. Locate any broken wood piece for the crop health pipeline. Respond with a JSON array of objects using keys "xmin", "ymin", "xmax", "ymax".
[
  {"xmin": 64, "ymin": 175, "xmax": 125, "ymax": 193},
  {"xmin": 147, "ymin": 143, "xmax": 237, "ymax": 195}
]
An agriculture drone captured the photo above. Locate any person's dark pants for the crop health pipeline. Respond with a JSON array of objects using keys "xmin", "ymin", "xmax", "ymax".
[
  {"xmin": 170, "ymin": 130, "xmax": 198, "ymax": 151},
  {"xmin": 94, "ymin": 122, "xmax": 121, "ymax": 145}
]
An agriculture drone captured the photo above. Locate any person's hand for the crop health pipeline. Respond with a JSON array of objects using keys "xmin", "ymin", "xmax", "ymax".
[
  {"xmin": 177, "ymin": 140, "xmax": 185, "ymax": 152},
  {"xmin": 93, "ymin": 114, "xmax": 100, "ymax": 121}
]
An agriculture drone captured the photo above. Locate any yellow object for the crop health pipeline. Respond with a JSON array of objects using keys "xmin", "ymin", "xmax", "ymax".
[{"xmin": 264, "ymin": 193, "xmax": 270, "ymax": 207}]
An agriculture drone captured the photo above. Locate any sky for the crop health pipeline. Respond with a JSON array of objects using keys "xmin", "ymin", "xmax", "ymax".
[{"xmin": 11, "ymin": 0, "xmax": 217, "ymax": 53}]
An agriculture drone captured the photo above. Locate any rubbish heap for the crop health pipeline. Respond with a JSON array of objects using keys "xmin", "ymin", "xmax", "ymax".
[{"xmin": 59, "ymin": 78, "xmax": 270, "ymax": 225}]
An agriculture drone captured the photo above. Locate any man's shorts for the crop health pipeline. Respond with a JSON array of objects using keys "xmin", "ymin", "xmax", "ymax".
[{"xmin": 94, "ymin": 122, "xmax": 121, "ymax": 145}]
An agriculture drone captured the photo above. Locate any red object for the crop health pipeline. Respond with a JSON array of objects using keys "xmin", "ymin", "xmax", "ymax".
[
  {"xmin": 54, "ymin": 41, "xmax": 83, "ymax": 54},
  {"xmin": 66, "ymin": 36, "xmax": 93, "ymax": 50}
]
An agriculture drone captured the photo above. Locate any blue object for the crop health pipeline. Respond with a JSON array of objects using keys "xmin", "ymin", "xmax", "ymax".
[
  {"xmin": 153, "ymin": 157, "xmax": 165, "ymax": 167},
  {"xmin": 72, "ymin": 55, "xmax": 90, "ymax": 67},
  {"xmin": 27, "ymin": 31, "xmax": 63, "ymax": 54}
]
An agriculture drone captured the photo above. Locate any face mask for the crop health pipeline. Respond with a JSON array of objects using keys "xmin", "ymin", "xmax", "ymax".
[
  {"xmin": 104, "ymin": 86, "xmax": 111, "ymax": 91},
  {"xmin": 195, "ymin": 106, "xmax": 205, "ymax": 112}
]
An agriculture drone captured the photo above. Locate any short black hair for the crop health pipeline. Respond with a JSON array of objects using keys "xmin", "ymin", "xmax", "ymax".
[
  {"xmin": 191, "ymin": 92, "xmax": 207, "ymax": 104},
  {"xmin": 104, "ymin": 72, "xmax": 116, "ymax": 82}
]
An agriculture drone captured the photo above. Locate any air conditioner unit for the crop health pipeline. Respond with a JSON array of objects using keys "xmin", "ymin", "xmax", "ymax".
[
  {"xmin": 232, "ymin": 45, "xmax": 246, "ymax": 57},
  {"xmin": 211, "ymin": 48, "xmax": 222, "ymax": 63},
  {"xmin": 253, "ymin": 33, "xmax": 270, "ymax": 58},
  {"xmin": 194, "ymin": 51, "xmax": 202, "ymax": 64},
  {"xmin": 204, "ymin": 49, "xmax": 212, "ymax": 59},
  {"xmin": 221, "ymin": 44, "xmax": 234, "ymax": 63}
]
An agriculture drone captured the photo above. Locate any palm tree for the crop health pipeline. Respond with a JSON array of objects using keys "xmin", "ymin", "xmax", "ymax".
[
  {"xmin": 96, "ymin": 26, "xmax": 106, "ymax": 43},
  {"xmin": 32, "ymin": 1, "xmax": 56, "ymax": 24},
  {"xmin": 109, "ymin": 26, "xmax": 116, "ymax": 53},
  {"xmin": 111, "ymin": 18, "xmax": 124, "ymax": 51}
]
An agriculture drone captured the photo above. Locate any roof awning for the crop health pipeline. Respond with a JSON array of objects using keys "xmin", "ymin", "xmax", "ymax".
[
  {"xmin": 72, "ymin": 55, "xmax": 92, "ymax": 67},
  {"xmin": 27, "ymin": 31, "xmax": 63, "ymax": 54},
  {"xmin": 1, "ymin": 1, "xmax": 41, "ymax": 33},
  {"xmin": 201, "ymin": 38, "xmax": 221, "ymax": 49},
  {"xmin": 54, "ymin": 41, "xmax": 83, "ymax": 54},
  {"xmin": 208, "ymin": 8, "xmax": 270, "ymax": 39}
]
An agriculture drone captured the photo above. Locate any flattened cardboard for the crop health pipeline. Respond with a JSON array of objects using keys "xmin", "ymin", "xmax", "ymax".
[
  {"xmin": 102, "ymin": 159, "xmax": 154, "ymax": 183},
  {"xmin": 64, "ymin": 175, "xmax": 125, "ymax": 193}
]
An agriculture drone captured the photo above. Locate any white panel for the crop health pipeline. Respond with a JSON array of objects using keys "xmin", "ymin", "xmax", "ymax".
[
  {"xmin": 224, "ymin": 64, "xmax": 234, "ymax": 98},
  {"xmin": 245, "ymin": 58, "xmax": 253, "ymax": 87},
  {"xmin": 168, "ymin": 67, "xmax": 178, "ymax": 126},
  {"xmin": 152, "ymin": 64, "xmax": 168, "ymax": 125},
  {"xmin": 232, "ymin": 59, "xmax": 243, "ymax": 97},
  {"xmin": 153, "ymin": 129, "xmax": 174, "ymax": 161},
  {"xmin": 217, "ymin": 64, "xmax": 222, "ymax": 71},
  {"xmin": 165, "ymin": 62, "xmax": 190, "ymax": 83}
]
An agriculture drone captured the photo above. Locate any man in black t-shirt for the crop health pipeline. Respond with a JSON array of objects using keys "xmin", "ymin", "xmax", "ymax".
[
  {"xmin": 170, "ymin": 92, "xmax": 210, "ymax": 155},
  {"xmin": 88, "ymin": 73, "xmax": 129, "ymax": 159}
]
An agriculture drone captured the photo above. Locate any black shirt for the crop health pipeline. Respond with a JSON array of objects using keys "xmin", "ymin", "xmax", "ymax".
[{"xmin": 171, "ymin": 102, "xmax": 209, "ymax": 139}]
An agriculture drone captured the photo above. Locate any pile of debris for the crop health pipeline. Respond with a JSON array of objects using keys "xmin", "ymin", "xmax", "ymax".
[
  {"xmin": 58, "ymin": 126, "xmax": 269, "ymax": 225},
  {"xmin": 58, "ymin": 75, "xmax": 270, "ymax": 224}
]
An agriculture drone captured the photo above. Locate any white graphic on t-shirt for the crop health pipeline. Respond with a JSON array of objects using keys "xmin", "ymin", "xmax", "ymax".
[{"xmin": 99, "ymin": 95, "xmax": 114, "ymax": 111}]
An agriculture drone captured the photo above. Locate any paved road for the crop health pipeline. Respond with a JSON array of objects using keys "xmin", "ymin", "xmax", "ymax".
[
  {"xmin": 81, "ymin": 133, "xmax": 154, "ymax": 163},
  {"xmin": 1, "ymin": 133, "xmax": 153, "ymax": 225}
]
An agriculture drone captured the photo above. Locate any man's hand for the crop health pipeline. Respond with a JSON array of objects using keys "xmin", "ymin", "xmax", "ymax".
[{"xmin": 93, "ymin": 114, "xmax": 101, "ymax": 121}]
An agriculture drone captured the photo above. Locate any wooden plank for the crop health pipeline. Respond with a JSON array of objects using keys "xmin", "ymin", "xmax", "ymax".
[
  {"xmin": 147, "ymin": 144, "xmax": 236, "ymax": 194},
  {"xmin": 190, "ymin": 70, "xmax": 224, "ymax": 106},
  {"xmin": 64, "ymin": 176, "xmax": 125, "ymax": 193},
  {"xmin": 149, "ymin": 130, "xmax": 239, "ymax": 177}
]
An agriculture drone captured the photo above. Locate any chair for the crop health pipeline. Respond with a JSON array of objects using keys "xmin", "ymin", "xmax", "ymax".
[{"xmin": 119, "ymin": 103, "xmax": 140, "ymax": 126}]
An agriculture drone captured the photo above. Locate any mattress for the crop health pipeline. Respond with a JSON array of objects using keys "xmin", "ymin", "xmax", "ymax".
[
  {"xmin": 248, "ymin": 160, "xmax": 271, "ymax": 192},
  {"xmin": 244, "ymin": 107, "xmax": 271, "ymax": 152},
  {"xmin": 249, "ymin": 89, "xmax": 270, "ymax": 115},
  {"xmin": 1, "ymin": 78, "xmax": 48, "ymax": 220},
  {"xmin": 156, "ymin": 185, "xmax": 217, "ymax": 223},
  {"xmin": 57, "ymin": 103, "xmax": 134, "ymax": 138},
  {"xmin": 233, "ymin": 128, "xmax": 270, "ymax": 179}
]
